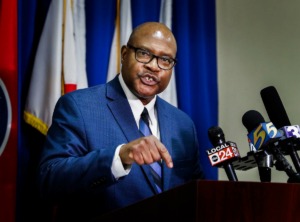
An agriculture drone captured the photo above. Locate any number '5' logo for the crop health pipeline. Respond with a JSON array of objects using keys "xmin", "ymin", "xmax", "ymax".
[{"xmin": 253, "ymin": 122, "xmax": 277, "ymax": 148}]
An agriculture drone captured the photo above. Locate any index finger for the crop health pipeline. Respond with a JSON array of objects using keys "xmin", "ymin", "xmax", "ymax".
[{"xmin": 155, "ymin": 141, "xmax": 173, "ymax": 168}]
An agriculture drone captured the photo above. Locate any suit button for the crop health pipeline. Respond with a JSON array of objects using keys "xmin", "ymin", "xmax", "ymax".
[{"xmin": 91, "ymin": 177, "xmax": 107, "ymax": 188}]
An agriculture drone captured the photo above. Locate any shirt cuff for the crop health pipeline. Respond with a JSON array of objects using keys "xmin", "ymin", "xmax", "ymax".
[{"xmin": 111, "ymin": 144, "xmax": 131, "ymax": 179}]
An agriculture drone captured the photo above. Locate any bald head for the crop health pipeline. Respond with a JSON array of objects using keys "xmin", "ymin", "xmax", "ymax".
[{"xmin": 127, "ymin": 22, "xmax": 177, "ymax": 54}]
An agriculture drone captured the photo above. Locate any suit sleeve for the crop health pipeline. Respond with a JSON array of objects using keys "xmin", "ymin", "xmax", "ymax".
[{"xmin": 38, "ymin": 93, "xmax": 117, "ymax": 201}]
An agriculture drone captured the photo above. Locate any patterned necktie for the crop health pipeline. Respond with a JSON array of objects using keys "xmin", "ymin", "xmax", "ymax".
[{"xmin": 139, "ymin": 108, "xmax": 162, "ymax": 193}]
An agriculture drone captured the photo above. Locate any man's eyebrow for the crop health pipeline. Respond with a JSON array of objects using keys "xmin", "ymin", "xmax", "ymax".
[{"xmin": 141, "ymin": 47, "xmax": 174, "ymax": 58}]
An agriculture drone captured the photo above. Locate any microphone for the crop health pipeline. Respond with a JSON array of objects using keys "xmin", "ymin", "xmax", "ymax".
[
  {"xmin": 260, "ymin": 86, "xmax": 290, "ymax": 128},
  {"xmin": 242, "ymin": 110, "xmax": 276, "ymax": 182},
  {"xmin": 242, "ymin": 110, "xmax": 282, "ymax": 151},
  {"xmin": 261, "ymin": 86, "xmax": 300, "ymax": 173},
  {"xmin": 242, "ymin": 109, "xmax": 300, "ymax": 183},
  {"xmin": 207, "ymin": 126, "xmax": 240, "ymax": 181}
]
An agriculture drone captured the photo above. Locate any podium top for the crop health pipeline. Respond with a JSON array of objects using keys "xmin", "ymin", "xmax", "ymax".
[{"xmin": 93, "ymin": 180, "xmax": 300, "ymax": 222}]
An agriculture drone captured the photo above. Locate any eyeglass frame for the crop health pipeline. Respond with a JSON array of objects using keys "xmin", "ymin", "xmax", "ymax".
[{"xmin": 126, "ymin": 44, "xmax": 177, "ymax": 70}]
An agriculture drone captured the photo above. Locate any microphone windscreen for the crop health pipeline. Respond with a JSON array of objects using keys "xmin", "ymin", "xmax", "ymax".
[
  {"xmin": 260, "ymin": 86, "xmax": 291, "ymax": 128},
  {"xmin": 207, "ymin": 126, "xmax": 225, "ymax": 147},
  {"xmin": 242, "ymin": 110, "xmax": 265, "ymax": 133}
]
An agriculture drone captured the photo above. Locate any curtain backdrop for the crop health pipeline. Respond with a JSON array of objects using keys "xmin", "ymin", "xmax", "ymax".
[{"xmin": 18, "ymin": 0, "xmax": 217, "ymax": 221}]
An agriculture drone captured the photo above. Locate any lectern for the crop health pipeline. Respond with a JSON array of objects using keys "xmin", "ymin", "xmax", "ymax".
[{"xmin": 93, "ymin": 180, "xmax": 300, "ymax": 222}]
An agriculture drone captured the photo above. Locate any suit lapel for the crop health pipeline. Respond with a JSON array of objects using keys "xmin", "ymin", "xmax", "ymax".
[
  {"xmin": 106, "ymin": 76, "xmax": 140, "ymax": 142},
  {"xmin": 156, "ymin": 98, "xmax": 173, "ymax": 191}
]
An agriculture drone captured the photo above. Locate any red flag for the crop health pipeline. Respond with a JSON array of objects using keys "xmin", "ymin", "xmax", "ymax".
[{"xmin": 0, "ymin": 0, "xmax": 18, "ymax": 221}]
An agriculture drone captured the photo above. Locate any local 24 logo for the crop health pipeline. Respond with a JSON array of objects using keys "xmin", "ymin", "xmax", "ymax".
[{"xmin": 207, "ymin": 142, "xmax": 240, "ymax": 167}]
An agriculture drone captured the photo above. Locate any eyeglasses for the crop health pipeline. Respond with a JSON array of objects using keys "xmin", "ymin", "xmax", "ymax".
[{"xmin": 127, "ymin": 44, "xmax": 177, "ymax": 70}]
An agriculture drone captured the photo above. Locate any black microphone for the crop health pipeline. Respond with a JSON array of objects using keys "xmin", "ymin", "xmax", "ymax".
[
  {"xmin": 242, "ymin": 110, "xmax": 274, "ymax": 182},
  {"xmin": 261, "ymin": 86, "xmax": 300, "ymax": 173},
  {"xmin": 242, "ymin": 109, "xmax": 300, "ymax": 183},
  {"xmin": 260, "ymin": 86, "xmax": 290, "ymax": 128},
  {"xmin": 206, "ymin": 126, "xmax": 240, "ymax": 181}
]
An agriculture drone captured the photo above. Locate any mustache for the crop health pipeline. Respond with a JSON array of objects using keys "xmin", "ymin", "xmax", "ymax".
[{"xmin": 137, "ymin": 72, "xmax": 160, "ymax": 82}]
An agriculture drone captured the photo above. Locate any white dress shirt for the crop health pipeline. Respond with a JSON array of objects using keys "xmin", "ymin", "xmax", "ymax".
[{"xmin": 111, "ymin": 74, "xmax": 160, "ymax": 179}]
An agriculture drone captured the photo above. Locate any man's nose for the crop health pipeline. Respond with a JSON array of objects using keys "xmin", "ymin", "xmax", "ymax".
[{"xmin": 145, "ymin": 57, "xmax": 160, "ymax": 71}]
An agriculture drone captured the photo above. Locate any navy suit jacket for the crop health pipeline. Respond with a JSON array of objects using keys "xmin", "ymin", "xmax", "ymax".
[{"xmin": 38, "ymin": 75, "xmax": 205, "ymax": 221}]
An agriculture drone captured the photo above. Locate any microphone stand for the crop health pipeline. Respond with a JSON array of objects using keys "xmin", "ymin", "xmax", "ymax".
[
  {"xmin": 279, "ymin": 137, "xmax": 300, "ymax": 173},
  {"xmin": 253, "ymin": 150, "xmax": 273, "ymax": 182},
  {"xmin": 223, "ymin": 162, "xmax": 238, "ymax": 182},
  {"xmin": 267, "ymin": 141, "xmax": 300, "ymax": 183}
]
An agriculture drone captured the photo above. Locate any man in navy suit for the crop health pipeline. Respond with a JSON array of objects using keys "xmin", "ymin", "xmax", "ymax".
[{"xmin": 38, "ymin": 22, "xmax": 205, "ymax": 221}]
